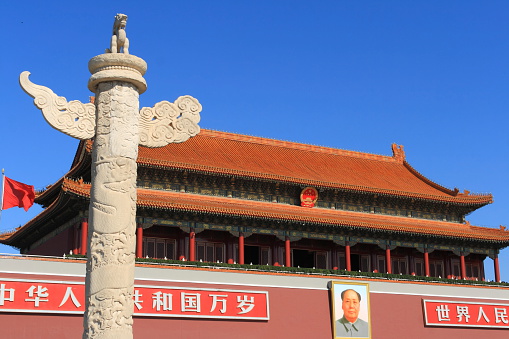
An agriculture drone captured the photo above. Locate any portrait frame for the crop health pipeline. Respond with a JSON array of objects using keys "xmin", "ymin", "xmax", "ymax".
[{"xmin": 330, "ymin": 281, "xmax": 372, "ymax": 339}]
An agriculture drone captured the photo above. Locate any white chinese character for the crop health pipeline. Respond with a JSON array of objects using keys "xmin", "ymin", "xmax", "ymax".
[
  {"xmin": 133, "ymin": 290, "xmax": 143, "ymax": 310},
  {"xmin": 477, "ymin": 307, "xmax": 490, "ymax": 323},
  {"xmin": 456, "ymin": 306, "xmax": 470, "ymax": 322},
  {"xmin": 25, "ymin": 285, "xmax": 49, "ymax": 307},
  {"xmin": 237, "ymin": 295, "xmax": 255, "ymax": 314},
  {"xmin": 181, "ymin": 293, "xmax": 201, "ymax": 312},
  {"xmin": 58, "ymin": 287, "xmax": 81, "ymax": 308},
  {"xmin": 495, "ymin": 308, "xmax": 509, "ymax": 324},
  {"xmin": 152, "ymin": 292, "xmax": 172, "ymax": 311},
  {"xmin": 210, "ymin": 294, "xmax": 228, "ymax": 314},
  {"xmin": 0, "ymin": 284, "xmax": 15, "ymax": 306},
  {"xmin": 435, "ymin": 304, "xmax": 451, "ymax": 322}
]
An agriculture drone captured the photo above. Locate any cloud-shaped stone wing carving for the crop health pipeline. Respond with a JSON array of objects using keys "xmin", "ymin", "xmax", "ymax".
[
  {"xmin": 19, "ymin": 71, "xmax": 96, "ymax": 140},
  {"xmin": 139, "ymin": 95, "xmax": 201, "ymax": 148}
]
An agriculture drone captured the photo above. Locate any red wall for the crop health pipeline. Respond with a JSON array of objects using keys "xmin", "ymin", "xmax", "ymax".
[
  {"xmin": 28, "ymin": 227, "xmax": 74, "ymax": 256},
  {"xmin": 1, "ymin": 267, "xmax": 508, "ymax": 339},
  {"xmin": 371, "ymin": 293, "xmax": 509, "ymax": 339},
  {"xmin": 134, "ymin": 288, "xmax": 331, "ymax": 338},
  {"xmin": 0, "ymin": 286, "xmax": 332, "ymax": 339}
]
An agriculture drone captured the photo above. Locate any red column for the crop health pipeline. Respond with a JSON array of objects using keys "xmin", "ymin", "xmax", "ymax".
[
  {"xmin": 80, "ymin": 218, "xmax": 88, "ymax": 255},
  {"xmin": 345, "ymin": 243, "xmax": 351, "ymax": 271},
  {"xmin": 136, "ymin": 225, "xmax": 143, "ymax": 258},
  {"xmin": 285, "ymin": 236, "xmax": 291, "ymax": 267},
  {"xmin": 239, "ymin": 233, "xmax": 245, "ymax": 265},
  {"xmin": 385, "ymin": 247, "xmax": 392, "ymax": 274},
  {"xmin": 460, "ymin": 254, "xmax": 466, "ymax": 280},
  {"xmin": 189, "ymin": 228, "xmax": 196, "ymax": 261},
  {"xmin": 424, "ymin": 251, "xmax": 430, "ymax": 277},
  {"xmin": 494, "ymin": 256, "xmax": 501, "ymax": 283}
]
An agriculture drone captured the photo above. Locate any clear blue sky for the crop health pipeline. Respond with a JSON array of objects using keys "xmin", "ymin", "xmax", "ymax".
[{"xmin": 1, "ymin": 1, "xmax": 508, "ymax": 281}]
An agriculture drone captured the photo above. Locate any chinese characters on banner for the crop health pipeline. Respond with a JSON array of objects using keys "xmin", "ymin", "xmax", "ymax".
[
  {"xmin": 423, "ymin": 300, "xmax": 509, "ymax": 328},
  {"xmin": 0, "ymin": 279, "xmax": 269, "ymax": 320}
]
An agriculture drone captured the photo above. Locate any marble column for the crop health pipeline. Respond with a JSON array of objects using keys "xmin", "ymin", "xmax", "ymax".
[{"xmin": 20, "ymin": 14, "xmax": 201, "ymax": 339}]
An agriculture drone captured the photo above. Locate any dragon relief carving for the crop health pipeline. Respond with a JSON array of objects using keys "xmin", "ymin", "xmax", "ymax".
[
  {"xmin": 19, "ymin": 71, "xmax": 96, "ymax": 140},
  {"xmin": 84, "ymin": 288, "xmax": 134, "ymax": 337},
  {"xmin": 89, "ymin": 157, "xmax": 136, "ymax": 234},
  {"xmin": 90, "ymin": 231, "xmax": 135, "ymax": 269},
  {"xmin": 103, "ymin": 158, "xmax": 136, "ymax": 194}
]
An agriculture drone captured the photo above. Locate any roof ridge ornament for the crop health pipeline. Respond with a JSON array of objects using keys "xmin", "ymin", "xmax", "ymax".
[
  {"xmin": 391, "ymin": 143, "xmax": 405, "ymax": 162},
  {"xmin": 457, "ymin": 189, "xmax": 471, "ymax": 196}
]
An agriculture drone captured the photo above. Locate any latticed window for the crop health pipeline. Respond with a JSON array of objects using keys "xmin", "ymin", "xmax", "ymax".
[
  {"xmin": 315, "ymin": 251, "xmax": 328, "ymax": 269},
  {"xmin": 377, "ymin": 255, "xmax": 386, "ymax": 273},
  {"xmin": 391, "ymin": 258, "xmax": 408, "ymax": 275},
  {"xmin": 261, "ymin": 247, "xmax": 270, "ymax": 265},
  {"xmin": 429, "ymin": 260, "xmax": 444, "ymax": 278},
  {"xmin": 197, "ymin": 242, "xmax": 225, "ymax": 263},
  {"xmin": 143, "ymin": 237, "xmax": 176, "ymax": 260},
  {"xmin": 240, "ymin": 245, "xmax": 272, "ymax": 265},
  {"xmin": 452, "ymin": 259, "xmax": 482, "ymax": 279},
  {"xmin": 360, "ymin": 255, "xmax": 370, "ymax": 272},
  {"xmin": 336, "ymin": 253, "xmax": 369, "ymax": 271},
  {"xmin": 452, "ymin": 260, "xmax": 461, "ymax": 277},
  {"xmin": 466, "ymin": 263, "xmax": 480, "ymax": 279},
  {"xmin": 338, "ymin": 254, "xmax": 346, "ymax": 270},
  {"xmin": 415, "ymin": 259, "xmax": 424, "ymax": 276}
]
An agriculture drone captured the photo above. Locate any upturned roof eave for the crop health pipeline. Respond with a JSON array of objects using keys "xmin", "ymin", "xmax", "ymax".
[
  {"xmin": 35, "ymin": 141, "xmax": 92, "ymax": 207},
  {"xmin": 137, "ymin": 203, "xmax": 509, "ymax": 246},
  {"xmin": 4, "ymin": 181, "xmax": 506, "ymax": 250},
  {"xmin": 137, "ymin": 159, "xmax": 493, "ymax": 207},
  {"xmin": 60, "ymin": 180, "xmax": 508, "ymax": 245},
  {"xmin": 59, "ymin": 131, "xmax": 494, "ymax": 207},
  {"xmin": 1, "ymin": 190, "xmax": 82, "ymax": 248}
]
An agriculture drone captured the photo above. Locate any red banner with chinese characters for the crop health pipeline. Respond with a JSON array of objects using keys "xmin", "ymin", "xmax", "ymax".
[
  {"xmin": 0, "ymin": 279, "xmax": 269, "ymax": 320},
  {"xmin": 423, "ymin": 299, "xmax": 509, "ymax": 328}
]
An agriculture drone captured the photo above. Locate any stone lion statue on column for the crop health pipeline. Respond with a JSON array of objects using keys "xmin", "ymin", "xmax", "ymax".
[{"xmin": 106, "ymin": 13, "xmax": 129, "ymax": 54}]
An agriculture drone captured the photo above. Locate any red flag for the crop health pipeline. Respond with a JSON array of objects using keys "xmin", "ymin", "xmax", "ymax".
[{"xmin": 2, "ymin": 176, "xmax": 35, "ymax": 211}]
